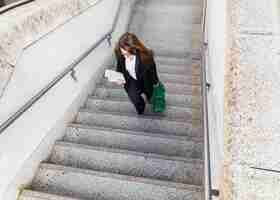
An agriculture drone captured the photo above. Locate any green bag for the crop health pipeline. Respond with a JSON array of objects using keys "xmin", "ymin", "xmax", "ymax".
[{"xmin": 151, "ymin": 82, "xmax": 166, "ymax": 113}]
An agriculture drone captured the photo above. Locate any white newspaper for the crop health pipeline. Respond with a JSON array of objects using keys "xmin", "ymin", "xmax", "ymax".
[{"xmin": 104, "ymin": 69, "xmax": 125, "ymax": 83}]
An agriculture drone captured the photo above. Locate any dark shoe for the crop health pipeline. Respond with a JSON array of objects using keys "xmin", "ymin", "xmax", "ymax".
[
  {"xmin": 136, "ymin": 103, "xmax": 145, "ymax": 115},
  {"xmin": 137, "ymin": 110, "xmax": 144, "ymax": 115}
]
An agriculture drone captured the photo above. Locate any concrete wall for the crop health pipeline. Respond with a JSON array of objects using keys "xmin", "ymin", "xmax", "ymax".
[
  {"xmin": 0, "ymin": 0, "xmax": 136, "ymax": 199},
  {"xmin": 204, "ymin": 0, "xmax": 227, "ymax": 194},
  {"xmin": 222, "ymin": 0, "xmax": 280, "ymax": 199}
]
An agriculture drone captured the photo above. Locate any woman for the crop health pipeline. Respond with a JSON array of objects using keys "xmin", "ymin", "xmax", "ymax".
[{"xmin": 115, "ymin": 32, "xmax": 159, "ymax": 115}]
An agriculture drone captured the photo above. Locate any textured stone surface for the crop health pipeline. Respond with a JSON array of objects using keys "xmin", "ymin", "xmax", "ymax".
[
  {"xmin": 64, "ymin": 124, "xmax": 203, "ymax": 159},
  {"xmin": 99, "ymin": 81, "xmax": 201, "ymax": 95},
  {"xmin": 159, "ymin": 72, "xmax": 201, "ymax": 85},
  {"xmin": 223, "ymin": 0, "xmax": 280, "ymax": 199},
  {"xmin": 76, "ymin": 110, "xmax": 202, "ymax": 137},
  {"xmin": 85, "ymin": 98, "xmax": 202, "ymax": 122},
  {"xmin": 129, "ymin": 0, "xmax": 201, "ymax": 56},
  {"xmin": 229, "ymin": 0, "xmax": 279, "ymax": 34},
  {"xmin": 32, "ymin": 164, "xmax": 203, "ymax": 200},
  {"xmin": 0, "ymin": 0, "xmax": 98, "ymax": 97},
  {"xmin": 50, "ymin": 142, "xmax": 203, "ymax": 185},
  {"xmin": 93, "ymin": 87, "xmax": 202, "ymax": 107},
  {"xmin": 20, "ymin": 190, "xmax": 83, "ymax": 200},
  {"xmin": 154, "ymin": 55, "xmax": 192, "ymax": 66}
]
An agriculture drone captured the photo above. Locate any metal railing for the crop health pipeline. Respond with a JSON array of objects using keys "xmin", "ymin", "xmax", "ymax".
[
  {"xmin": 200, "ymin": 0, "xmax": 219, "ymax": 199},
  {"xmin": 0, "ymin": 0, "xmax": 121, "ymax": 135},
  {"xmin": 0, "ymin": 0, "xmax": 35, "ymax": 15}
]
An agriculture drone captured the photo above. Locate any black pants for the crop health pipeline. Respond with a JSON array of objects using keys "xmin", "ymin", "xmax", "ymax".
[{"xmin": 124, "ymin": 75, "xmax": 146, "ymax": 114}]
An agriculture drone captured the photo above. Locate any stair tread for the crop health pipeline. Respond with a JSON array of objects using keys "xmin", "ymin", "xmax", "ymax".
[
  {"xmin": 85, "ymin": 97, "xmax": 202, "ymax": 122},
  {"xmin": 154, "ymin": 55, "xmax": 192, "ymax": 65},
  {"xmin": 78, "ymin": 108, "xmax": 201, "ymax": 125},
  {"xmin": 76, "ymin": 109, "xmax": 202, "ymax": 138},
  {"xmin": 91, "ymin": 92, "xmax": 201, "ymax": 109},
  {"xmin": 51, "ymin": 142, "xmax": 203, "ymax": 185},
  {"xmin": 87, "ymin": 95, "xmax": 201, "ymax": 111},
  {"xmin": 37, "ymin": 163, "xmax": 203, "ymax": 191},
  {"xmin": 67, "ymin": 123, "xmax": 203, "ymax": 142},
  {"xmin": 20, "ymin": 190, "xmax": 83, "ymax": 200},
  {"xmin": 32, "ymin": 163, "xmax": 204, "ymax": 200},
  {"xmin": 54, "ymin": 141, "xmax": 203, "ymax": 164},
  {"xmin": 92, "ymin": 86, "xmax": 201, "ymax": 104},
  {"xmin": 98, "ymin": 83, "xmax": 201, "ymax": 95},
  {"xmin": 65, "ymin": 124, "xmax": 203, "ymax": 159}
]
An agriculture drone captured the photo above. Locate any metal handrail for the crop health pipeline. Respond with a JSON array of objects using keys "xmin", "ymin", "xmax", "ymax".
[
  {"xmin": 0, "ymin": 0, "xmax": 35, "ymax": 15},
  {"xmin": 200, "ymin": 0, "xmax": 216, "ymax": 199},
  {"xmin": 0, "ymin": 0, "xmax": 121, "ymax": 135}
]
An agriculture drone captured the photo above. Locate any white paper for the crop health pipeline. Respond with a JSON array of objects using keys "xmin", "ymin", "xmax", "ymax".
[{"xmin": 104, "ymin": 69, "xmax": 125, "ymax": 83}]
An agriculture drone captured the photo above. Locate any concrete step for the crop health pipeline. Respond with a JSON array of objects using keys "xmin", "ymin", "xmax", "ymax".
[
  {"xmin": 133, "ymin": 3, "xmax": 202, "ymax": 25},
  {"xmin": 154, "ymin": 50, "xmax": 200, "ymax": 60},
  {"xmin": 32, "ymin": 163, "xmax": 203, "ymax": 200},
  {"xmin": 156, "ymin": 63, "xmax": 201, "ymax": 75},
  {"xmin": 135, "ymin": 0, "xmax": 203, "ymax": 7},
  {"xmin": 75, "ymin": 109, "xmax": 202, "ymax": 137},
  {"xmin": 131, "ymin": 23, "xmax": 194, "ymax": 41},
  {"xmin": 131, "ymin": 20, "xmax": 201, "ymax": 34},
  {"xmin": 136, "ymin": 34, "xmax": 192, "ymax": 52},
  {"xmin": 97, "ymin": 82, "xmax": 201, "ymax": 96},
  {"xmin": 64, "ymin": 124, "xmax": 203, "ymax": 159},
  {"xmin": 84, "ymin": 97, "xmax": 202, "ymax": 122},
  {"xmin": 154, "ymin": 55, "xmax": 192, "ymax": 66},
  {"xmin": 135, "ymin": 38, "xmax": 193, "ymax": 58},
  {"xmin": 93, "ymin": 87, "xmax": 201, "ymax": 108},
  {"xmin": 19, "ymin": 190, "xmax": 82, "ymax": 200},
  {"xmin": 159, "ymin": 72, "xmax": 200, "ymax": 85},
  {"xmin": 103, "ymin": 66, "xmax": 201, "ymax": 82},
  {"xmin": 50, "ymin": 142, "xmax": 203, "ymax": 185},
  {"xmin": 101, "ymin": 67, "xmax": 201, "ymax": 85}
]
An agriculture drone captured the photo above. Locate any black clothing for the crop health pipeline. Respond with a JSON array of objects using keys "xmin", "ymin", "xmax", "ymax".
[{"xmin": 116, "ymin": 51, "xmax": 159, "ymax": 114}]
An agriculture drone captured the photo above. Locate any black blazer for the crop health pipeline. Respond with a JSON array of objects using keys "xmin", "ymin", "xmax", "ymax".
[{"xmin": 116, "ymin": 51, "xmax": 159, "ymax": 99}]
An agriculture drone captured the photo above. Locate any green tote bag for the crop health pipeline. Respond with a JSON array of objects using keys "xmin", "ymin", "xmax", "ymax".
[{"xmin": 151, "ymin": 82, "xmax": 166, "ymax": 113}]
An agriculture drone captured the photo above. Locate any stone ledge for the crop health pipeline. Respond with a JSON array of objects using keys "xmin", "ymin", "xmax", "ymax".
[{"xmin": 0, "ymin": 0, "xmax": 99, "ymax": 98}]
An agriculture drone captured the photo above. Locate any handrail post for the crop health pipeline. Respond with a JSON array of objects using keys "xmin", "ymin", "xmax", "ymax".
[
  {"xmin": 106, "ymin": 34, "xmax": 112, "ymax": 47},
  {"xmin": 70, "ymin": 69, "xmax": 78, "ymax": 82}
]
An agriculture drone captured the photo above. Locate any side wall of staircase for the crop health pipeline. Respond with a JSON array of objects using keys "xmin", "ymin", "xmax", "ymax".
[{"xmin": 0, "ymin": 1, "xmax": 136, "ymax": 199}]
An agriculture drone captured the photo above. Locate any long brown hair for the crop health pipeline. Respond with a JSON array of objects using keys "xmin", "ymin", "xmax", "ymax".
[{"xmin": 115, "ymin": 32, "xmax": 154, "ymax": 65}]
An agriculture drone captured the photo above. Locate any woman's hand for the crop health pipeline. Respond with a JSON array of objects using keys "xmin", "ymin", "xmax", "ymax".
[
  {"xmin": 153, "ymin": 82, "xmax": 160, "ymax": 87},
  {"xmin": 114, "ymin": 79, "xmax": 126, "ymax": 86}
]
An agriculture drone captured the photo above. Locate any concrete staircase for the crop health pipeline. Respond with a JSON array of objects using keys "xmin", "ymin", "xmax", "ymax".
[{"xmin": 20, "ymin": 0, "xmax": 204, "ymax": 199}]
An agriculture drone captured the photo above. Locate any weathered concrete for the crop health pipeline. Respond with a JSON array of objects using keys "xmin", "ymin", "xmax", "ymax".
[
  {"xmin": 64, "ymin": 124, "xmax": 203, "ymax": 159},
  {"xmin": 85, "ymin": 97, "xmax": 201, "ymax": 122},
  {"xmin": 32, "ymin": 163, "xmax": 203, "ymax": 200},
  {"xmin": 76, "ymin": 109, "xmax": 202, "ymax": 137},
  {"xmin": 0, "ymin": 0, "xmax": 99, "ymax": 98},
  {"xmin": 222, "ymin": 0, "xmax": 280, "ymax": 199},
  {"xmin": 94, "ymin": 86, "xmax": 202, "ymax": 106},
  {"xmin": 20, "ymin": 190, "xmax": 84, "ymax": 200},
  {"xmin": 50, "ymin": 141, "xmax": 203, "ymax": 185}
]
